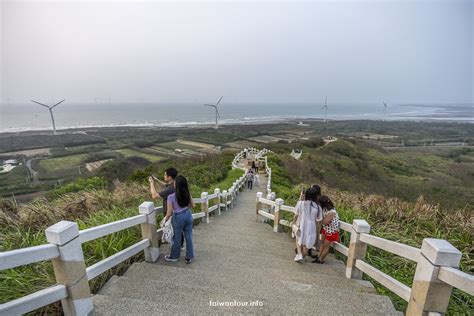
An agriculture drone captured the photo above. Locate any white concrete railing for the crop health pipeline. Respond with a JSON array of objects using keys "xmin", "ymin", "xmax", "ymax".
[
  {"xmin": 256, "ymin": 176, "xmax": 473, "ymax": 315},
  {"xmin": 0, "ymin": 147, "xmax": 269, "ymax": 316}
]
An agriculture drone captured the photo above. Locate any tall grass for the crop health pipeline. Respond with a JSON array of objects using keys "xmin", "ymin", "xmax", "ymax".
[{"xmin": 266, "ymin": 154, "xmax": 473, "ymax": 315}]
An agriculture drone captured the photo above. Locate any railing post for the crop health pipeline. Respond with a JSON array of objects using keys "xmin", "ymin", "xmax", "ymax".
[
  {"xmin": 45, "ymin": 221, "xmax": 93, "ymax": 316},
  {"xmin": 201, "ymin": 192, "xmax": 209, "ymax": 223},
  {"xmin": 139, "ymin": 202, "xmax": 159, "ymax": 262},
  {"xmin": 346, "ymin": 219, "xmax": 371, "ymax": 279},
  {"xmin": 406, "ymin": 239, "xmax": 462, "ymax": 315},
  {"xmin": 266, "ymin": 193, "xmax": 273, "ymax": 213},
  {"xmin": 274, "ymin": 198, "xmax": 284, "ymax": 233},
  {"xmin": 222, "ymin": 190, "xmax": 228, "ymax": 211},
  {"xmin": 256, "ymin": 192, "xmax": 263, "ymax": 220},
  {"xmin": 214, "ymin": 188, "xmax": 221, "ymax": 215}
]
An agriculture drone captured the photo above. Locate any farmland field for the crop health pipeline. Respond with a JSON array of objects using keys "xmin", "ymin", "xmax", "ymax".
[
  {"xmin": 158, "ymin": 141, "xmax": 201, "ymax": 151},
  {"xmin": 38, "ymin": 154, "xmax": 88, "ymax": 172},
  {"xmin": 115, "ymin": 149, "xmax": 164, "ymax": 162}
]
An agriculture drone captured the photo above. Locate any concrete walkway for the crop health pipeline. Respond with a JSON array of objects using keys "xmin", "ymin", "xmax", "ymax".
[{"xmin": 93, "ymin": 175, "xmax": 400, "ymax": 315}]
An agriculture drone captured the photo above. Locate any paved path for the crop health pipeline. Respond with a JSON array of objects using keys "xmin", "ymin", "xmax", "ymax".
[{"xmin": 93, "ymin": 175, "xmax": 400, "ymax": 315}]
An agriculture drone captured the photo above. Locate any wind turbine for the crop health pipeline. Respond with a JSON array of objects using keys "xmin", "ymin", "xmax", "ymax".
[
  {"xmin": 383, "ymin": 101, "xmax": 389, "ymax": 120},
  {"xmin": 322, "ymin": 96, "xmax": 328, "ymax": 123},
  {"xmin": 31, "ymin": 99, "xmax": 66, "ymax": 135},
  {"xmin": 204, "ymin": 96, "xmax": 223, "ymax": 128}
]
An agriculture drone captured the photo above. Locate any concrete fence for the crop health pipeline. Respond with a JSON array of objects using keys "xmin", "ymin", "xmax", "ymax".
[
  {"xmin": 256, "ymin": 183, "xmax": 474, "ymax": 315},
  {"xmin": 0, "ymin": 147, "xmax": 269, "ymax": 316}
]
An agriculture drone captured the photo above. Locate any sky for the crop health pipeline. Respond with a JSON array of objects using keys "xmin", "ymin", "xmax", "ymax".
[{"xmin": 0, "ymin": 0, "xmax": 472, "ymax": 105}]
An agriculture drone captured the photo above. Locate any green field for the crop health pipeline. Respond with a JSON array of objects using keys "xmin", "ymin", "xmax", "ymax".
[
  {"xmin": 158, "ymin": 141, "xmax": 202, "ymax": 151},
  {"xmin": 115, "ymin": 149, "xmax": 163, "ymax": 162},
  {"xmin": 38, "ymin": 154, "xmax": 88, "ymax": 172}
]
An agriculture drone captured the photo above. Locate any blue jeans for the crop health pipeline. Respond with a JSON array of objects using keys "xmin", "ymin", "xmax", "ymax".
[{"xmin": 170, "ymin": 209, "xmax": 194, "ymax": 259}]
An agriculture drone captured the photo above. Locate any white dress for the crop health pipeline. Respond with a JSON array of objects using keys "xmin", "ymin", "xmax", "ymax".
[{"xmin": 295, "ymin": 200, "xmax": 322, "ymax": 247}]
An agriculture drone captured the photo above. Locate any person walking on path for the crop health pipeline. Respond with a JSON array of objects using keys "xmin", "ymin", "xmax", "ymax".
[
  {"xmin": 149, "ymin": 167, "xmax": 184, "ymax": 248},
  {"xmin": 246, "ymin": 169, "xmax": 254, "ymax": 190},
  {"xmin": 164, "ymin": 175, "xmax": 195, "ymax": 264},
  {"xmin": 312, "ymin": 195, "xmax": 340, "ymax": 264},
  {"xmin": 292, "ymin": 186, "xmax": 322, "ymax": 262}
]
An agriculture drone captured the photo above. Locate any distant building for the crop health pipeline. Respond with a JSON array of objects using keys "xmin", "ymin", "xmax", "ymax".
[{"xmin": 4, "ymin": 159, "xmax": 19, "ymax": 165}]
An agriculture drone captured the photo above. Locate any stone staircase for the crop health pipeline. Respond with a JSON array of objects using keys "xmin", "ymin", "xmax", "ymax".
[{"xmin": 93, "ymin": 176, "xmax": 401, "ymax": 315}]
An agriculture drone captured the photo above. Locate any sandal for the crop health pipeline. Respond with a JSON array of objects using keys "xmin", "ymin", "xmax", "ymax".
[{"xmin": 311, "ymin": 258, "xmax": 324, "ymax": 264}]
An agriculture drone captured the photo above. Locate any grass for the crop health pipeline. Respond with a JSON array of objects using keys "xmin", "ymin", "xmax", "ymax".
[
  {"xmin": 265, "ymin": 153, "xmax": 473, "ymax": 315},
  {"xmin": 115, "ymin": 148, "xmax": 163, "ymax": 162},
  {"xmin": 38, "ymin": 154, "xmax": 88, "ymax": 172},
  {"xmin": 158, "ymin": 141, "xmax": 202, "ymax": 151}
]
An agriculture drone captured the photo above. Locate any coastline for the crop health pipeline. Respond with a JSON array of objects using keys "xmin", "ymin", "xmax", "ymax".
[{"xmin": 1, "ymin": 115, "xmax": 473, "ymax": 136}]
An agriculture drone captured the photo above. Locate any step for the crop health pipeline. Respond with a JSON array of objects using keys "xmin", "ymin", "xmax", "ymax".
[
  {"xmin": 159, "ymin": 237, "xmax": 336, "ymax": 264},
  {"xmin": 99, "ymin": 275, "xmax": 400, "ymax": 315},
  {"xmin": 92, "ymin": 294, "xmax": 271, "ymax": 315},
  {"xmin": 154, "ymin": 246, "xmax": 346, "ymax": 276},
  {"xmin": 125, "ymin": 262, "xmax": 378, "ymax": 295}
]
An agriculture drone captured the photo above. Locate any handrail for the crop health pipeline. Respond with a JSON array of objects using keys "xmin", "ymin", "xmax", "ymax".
[
  {"xmin": 355, "ymin": 259, "xmax": 412, "ymax": 302},
  {"xmin": 79, "ymin": 214, "xmax": 147, "ymax": 244},
  {"xmin": 86, "ymin": 239, "xmax": 150, "ymax": 280},
  {"xmin": 0, "ymin": 244, "xmax": 59, "ymax": 270},
  {"xmin": 0, "ymin": 147, "xmax": 270, "ymax": 315},
  {"xmin": 0, "ymin": 285, "xmax": 68, "ymax": 315},
  {"xmin": 359, "ymin": 233, "xmax": 421, "ymax": 262},
  {"xmin": 438, "ymin": 266, "xmax": 474, "ymax": 296}
]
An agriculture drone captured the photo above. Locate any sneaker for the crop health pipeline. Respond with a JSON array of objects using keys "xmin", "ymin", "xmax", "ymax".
[
  {"xmin": 294, "ymin": 254, "xmax": 304, "ymax": 263},
  {"xmin": 164, "ymin": 255, "xmax": 178, "ymax": 262},
  {"xmin": 185, "ymin": 258, "xmax": 192, "ymax": 264}
]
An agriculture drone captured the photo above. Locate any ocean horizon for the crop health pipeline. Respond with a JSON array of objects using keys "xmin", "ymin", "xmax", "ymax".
[{"xmin": 0, "ymin": 102, "xmax": 472, "ymax": 133}]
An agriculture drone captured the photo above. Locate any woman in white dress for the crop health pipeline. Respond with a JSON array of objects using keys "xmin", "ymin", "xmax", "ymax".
[{"xmin": 292, "ymin": 187, "xmax": 322, "ymax": 262}]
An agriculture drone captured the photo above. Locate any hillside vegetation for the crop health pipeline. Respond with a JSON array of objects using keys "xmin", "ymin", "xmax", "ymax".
[
  {"xmin": 268, "ymin": 138, "xmax": 473, "ymax": 210},
  {"xmin": 265, "ymin": 152, "xmax": 473, "ymax": 314}
]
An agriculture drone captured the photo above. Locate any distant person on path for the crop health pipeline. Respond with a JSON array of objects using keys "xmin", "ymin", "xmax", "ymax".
[
  {"xmin": 292, "ymin": 186, "xmax": 322, "ymax": 262},
  {"xmin": 313, "ymin": 195, "xmax": 340, "ymax": 264},
  {"xmin": 255, "ymin": 160, "xmax": 259, "ymax": 173},
  {"xmin": 246, "ymin": 169, "xmax": 254, "ymax": 190},
  {"xmin": 254, "ymin": 172, "xmax": 260, "ymax": 187},
  {"xmin": 164, "ymin": 175, "xmax": 195, "ymax": 264},
  {"xmin": 252, "ymin": 160, "xmax": 257, "ymax": 172},
  {"xmin": 149, "ymin": 168, "xmax": 184, "ymax": 248}
]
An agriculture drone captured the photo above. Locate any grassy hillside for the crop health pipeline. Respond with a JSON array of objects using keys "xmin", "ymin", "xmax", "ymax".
[
  {"xmin": 266, "ymin": 153, "xmax": 473, "ymax": 314},
  {"xmin": 268, "ymin": 138, "xmax": 473, "ymax": 210}
]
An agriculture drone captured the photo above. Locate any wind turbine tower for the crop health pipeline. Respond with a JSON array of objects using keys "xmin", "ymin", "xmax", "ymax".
[
  {"xmin": 204, "ymin": 96, "xmax": 223, "ymax": 128},
  {"xmin": 322, "ymin": 96, "xmax": 328, "ymax": 123},
  {"xmin": 31, "ymin": 99, "xmax": 66, "ymax": 135},
  {"xmin": 383, "ymin": 101, "xmax": 389, "ymax": 120}
]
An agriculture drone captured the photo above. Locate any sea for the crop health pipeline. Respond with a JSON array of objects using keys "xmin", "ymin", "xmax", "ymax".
[{"xmin": 0, "ymin": 102, "xmax": 472, "ymax": 133}]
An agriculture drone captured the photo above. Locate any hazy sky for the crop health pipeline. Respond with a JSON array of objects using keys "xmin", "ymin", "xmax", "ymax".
[{"xmin": 1, "ymin": 0, "xmax": 472, "ymax": 105}]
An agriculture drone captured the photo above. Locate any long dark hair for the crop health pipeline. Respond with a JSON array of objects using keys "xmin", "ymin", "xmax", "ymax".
[
  {"xmin": 319, "ymin": 195, "xmax": 335, "ymax": 210},
  {"xmin": 174, "ymin": 175, "xmax": 191, "ymax": 208},
  {"xmin": 305, "ymin": 186, "xmax": 320, "ymax": 204}
]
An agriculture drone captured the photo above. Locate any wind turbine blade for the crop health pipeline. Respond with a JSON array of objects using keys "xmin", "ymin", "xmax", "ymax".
[
  {"xmin": 216, "ymin": 96, "xmax": 223, "ymax": 106},
  {"xmin": 51, "ymin": 99, "xmax": 66, "ymax": 109},
  {"xmin": 204, "ymin": 104, "xmax": 217, "ymax": 108},
  {"xmin": 31, "ymin": 100, "xmax": 50, "ymax": 108},
  {"xmin": 216, "ymin": 108, "xmax": 221, "ymax": 118},
  {"xmin": 325, "ymin": 96, "xmax": 327, "ymax": 105}
]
